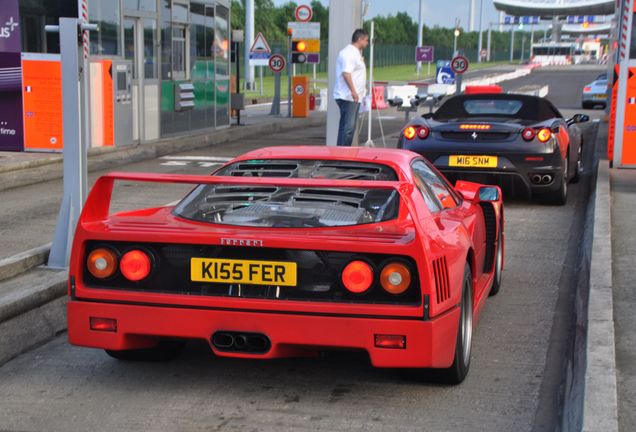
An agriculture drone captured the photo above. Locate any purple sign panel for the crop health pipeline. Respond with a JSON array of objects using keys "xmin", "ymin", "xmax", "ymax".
[
  {"xmin": 416, "ymin": 46, "xmax": 434, "ymax": 63},
  {"xmin": 0, "ymin": 0, "xmax": 24, "ymax": 151}
]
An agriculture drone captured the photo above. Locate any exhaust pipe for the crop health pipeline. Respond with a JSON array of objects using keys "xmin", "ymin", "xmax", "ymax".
[
  {"xmin": 212, "ymin": 332, "xmax": 235, "ymax": 349},
  {"xmin": 541, "ymin": 174, "xmax": 553, "ymax": 184},
  {"xmin": 234, "ymin": 335, "xmax": 248, "ymax": 349},
  {"xmin": 247, "ymin": 335, "xmax": 269, "ymax": 351},
  {"xmin": 531, "ymin": 174, "xmax": 542, "ymax": 184}
]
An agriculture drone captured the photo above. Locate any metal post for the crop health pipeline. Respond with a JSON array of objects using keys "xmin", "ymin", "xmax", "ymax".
[
  {"xmin": 47, "ymin": 18, "xmax": 96, "ymax": 268},
  {"xmin": 477, "ymin": 0, "xmax": 484, "ymax": 62},
  {"xmin": 468, "ymin": 0, "xmax": 475, "ymax": 32},
  {"xmin": 487, "ymin": 24, "xmax": 492, "ymax": 62},
  {"xmin": 259, "ymin": 65, "xmax": 263, "ymax": 96},
  {"xmin": 510, "ymin": 27, "xmax": 515, "ymax": 63},
  {"xmin": 456, "ymin": 73, "xmax": 463, "ymax": 95},
  {"xmin": 287, "ymin": 34, "xmax": 292, "ymax": 118},
  {"xmin": 236, "ymin": 41, "xmax": 241, "ymax": 125},
  {"xmin": 270, "ymin": 49, "xmax": 282, "ymax": 115},
  {"xmin": 416, "ymin": 0, "xmax": 423, "ymax": 75},
  {"xmin": 365, "ymin": 21, "xmax": 375, "ymax": 147},
  {"xmin": 244, "ymin": 0, "xmax": 254, "ymax": 90},
  {"xmin": 520, "ymin": 35, "xmax": 525, "ymax": 63}
]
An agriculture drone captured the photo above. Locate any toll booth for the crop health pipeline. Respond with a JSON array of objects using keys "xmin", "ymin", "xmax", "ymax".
[
  {"xmin": 292, "ymin": 76, "xmax": 310, "ymax": 118},
  {"xmin": 612, "ymin": 0, "xmax": 636, "ymax": 168}
]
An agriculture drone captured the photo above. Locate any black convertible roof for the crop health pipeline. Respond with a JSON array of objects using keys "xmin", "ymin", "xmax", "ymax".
[{"xmin": 432, "ymin": 93, "xmax": 562, "ymax": 122}]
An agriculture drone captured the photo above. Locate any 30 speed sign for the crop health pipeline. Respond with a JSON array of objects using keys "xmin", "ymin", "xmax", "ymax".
[
  {"xmin": 451, "ymin": 55, "xmax": 469, "ymax": 74},
  {"xmin": 268, "ymin": 54, "xmax": 286, "ymax": 73}
]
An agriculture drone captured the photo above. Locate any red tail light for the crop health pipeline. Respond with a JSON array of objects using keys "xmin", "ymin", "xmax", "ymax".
[
  {"xmin": 417, "ymin": 126, "xmax": 430, "ymax": 139},
  {"xmin": 342, "ymin": 260, "xmax": 374, "ymax": 293},
  {"xmin": 583, "ymin": 86, "xmax": 592, "ymax": 92},
  {"xmin": 120, "ymin": 249, "xmax": 152, "ymax": 281},
  {"xmin": 537, "ymin": 128, "xmax": 552, "ymax": 143},
  {"xmin": 374, "ymin": 334, "xmax": 406, "ymax": 349},
  {"xmin": 403, "ymin": 126, "xmax": 430, "ymax": 140},
  {"xmin": 90, "ymin": 317, "xmax": 117, "ymax": 332},
  {"xmin": 521, "ymin": 128, "xmax": 536, "ymax": 141},
  {"xmin": 459, "ymin": 124, "xmax": 491, "ymax": 130}
]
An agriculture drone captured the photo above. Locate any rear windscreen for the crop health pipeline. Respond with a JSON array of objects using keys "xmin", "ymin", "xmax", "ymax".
[
  {"xmin": 433, "ymin": 95, "xmax": 561, "ymax": 122},
  {"xmin": 172, "ymin": 159, "xmax": 400, "ymax": 227}
]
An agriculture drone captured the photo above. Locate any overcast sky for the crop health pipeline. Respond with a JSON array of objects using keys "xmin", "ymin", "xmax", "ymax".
[{"xmin": 272, "ymin": 0, "xmax": 504, "ymax": 30}]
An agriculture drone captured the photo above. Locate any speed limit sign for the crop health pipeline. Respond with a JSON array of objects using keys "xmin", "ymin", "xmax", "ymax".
[
  {"xmin": 451, "ymin": 55, "xmax": 469, "ymax": 74},
  {"xmin": 268, "ymin": 54, "xmax": 286, "ymax": 73}
]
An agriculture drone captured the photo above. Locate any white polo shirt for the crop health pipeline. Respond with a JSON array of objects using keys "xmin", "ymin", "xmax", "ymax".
[{"xmin": 333, "ymin": 44, "xmax": 366, "ymax": 102}]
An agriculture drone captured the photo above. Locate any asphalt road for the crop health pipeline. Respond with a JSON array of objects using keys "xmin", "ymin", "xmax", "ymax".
[{"xmin": 0, "ymin": 66, "xmax": 606, "ymax": 432}]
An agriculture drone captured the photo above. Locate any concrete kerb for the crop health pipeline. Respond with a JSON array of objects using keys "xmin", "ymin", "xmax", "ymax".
[
  {"xmin": 0, "ymin": 243, "xmax": 51, "ymax": 283},
  {"xmin": 582, "ymin": 160, "xmax": 619, "ymax": 432},
  {"xmin": 0, "ymin": 115, "xmax": 327, "ymax": 193}
]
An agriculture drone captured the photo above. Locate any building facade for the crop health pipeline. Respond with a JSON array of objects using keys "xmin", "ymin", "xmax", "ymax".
[{"xmin": 0, "ymin": 0, "xmax": 231, "ymax": 152}]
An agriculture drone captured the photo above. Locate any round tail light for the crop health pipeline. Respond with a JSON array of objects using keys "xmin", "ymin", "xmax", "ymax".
[
  {"xmin": 120, "ymin": 249, "xmax": 152, "ymax": 281},
  {"xmin": 417, "ymin": 126, "xmax": 430, "ymax": 139},
  {"xmin": 341, "ymin": 260, "xmax": 374, "ymax": 294},
  {"xmin": 380, "ymin": 262, "xmax": 411, "ymax": 295},
  {"xmin": 537, "ymin": 128, "xmax": 552, "ymax": 143},
  {"xmin": 87, "ymin": 248, "xmax": 118, "ymax": 279},
  {"xmin": 403, "ymin": 126, "xmax": 416, "ymax": 140},
  {"xmin": 521, "ymin": 128, "xmax": 535, "ymax": 141}
]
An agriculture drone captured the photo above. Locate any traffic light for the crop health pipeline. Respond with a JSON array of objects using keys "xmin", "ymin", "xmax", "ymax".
[{"xmin": 292, "ymin": 40, "xmax": 307, "ymax": 64}]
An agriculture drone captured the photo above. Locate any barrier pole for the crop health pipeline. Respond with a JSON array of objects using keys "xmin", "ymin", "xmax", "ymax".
[{"xmin": 365, "ymin": 21, "xmax": 375, "ymax": 147}]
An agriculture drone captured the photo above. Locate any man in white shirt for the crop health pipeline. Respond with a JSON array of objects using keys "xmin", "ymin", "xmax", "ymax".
[{"xmin": 333, "ymin": 29, "xmax": 369, "ymax": 146}]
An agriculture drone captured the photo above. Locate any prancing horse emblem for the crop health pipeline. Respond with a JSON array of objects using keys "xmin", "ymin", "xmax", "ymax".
[{"xmin": 471, "ymin": 132, "xmax": 478, "ymax": 140}]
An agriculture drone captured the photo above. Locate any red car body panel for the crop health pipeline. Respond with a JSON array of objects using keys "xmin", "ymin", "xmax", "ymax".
[{"xmin": 67, "ymin": 147, "xmax": 504, "ymax": 369}]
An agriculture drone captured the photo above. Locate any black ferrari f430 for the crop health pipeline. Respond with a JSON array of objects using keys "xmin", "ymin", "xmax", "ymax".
[{"xmin": 397, "ymin": 93, "xmax": 589, "ymax": 205}]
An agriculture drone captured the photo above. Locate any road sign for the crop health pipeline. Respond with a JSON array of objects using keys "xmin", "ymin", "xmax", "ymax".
[
  {"xmin": 288, "ymin": 22, "xmax": 320, "ymax": 39},
  {"xmin": 268, "ymin": 54, "xmax": 286, "ymax": 73},
  {"xmin": 451, "ymin": 55, "xmax": 469, "ymax": 74},
  {"xmin": 249, "ymin": 32, "xmax": 271, "ymax": 66},
  {"xmin": 436, "ymin": 63, "xmax": 455, "ymax": 84},
  {"xmin": 295, "ymin": 4, "xmax": 312, "ymax": 22},
  {"xmin": 294, "ymin": 84, "xmax": 305, "ymax": 95},
  {"xmin": 416, "ymin": 46, "xmax": 434, "ymax": 62}
]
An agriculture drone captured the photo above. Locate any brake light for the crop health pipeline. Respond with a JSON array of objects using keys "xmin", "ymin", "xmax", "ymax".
[
  {"xmin": 403, "ymin": 126, "xmax": 416, "ymax": 140},
  {"xmin": 417, "ymin": 126, "xmax": 430, "ymax": 139},
  {"xmin": 380, "ymin": 262, "xmax": 411, "ymax": 295},
  {"xmin": 583, "ymin": 86, "xmax": 592, "ymax": 92},
  {"xmin": 374, "ymin": 334, "xmax": 406, "ymax": 349},
  {"xmin": 537, "ymin": 128, "xmax": 552, "ymax": 143},
  {"xmin": 120, "ymin": 249, "xmax": 152, "ymax": 281},
  {"xmin": 86, "ymin": 248, "xmax": 118, "ymax": 279},
  {"xmin": 459, "ymin": 124, "xmax": 491, "ymax": 130},
  {"xmin": 522, "ymin": 128, "xmax": 535, "ymax": 141},
  {"xmin": 342, "ymin": 260, "xmax": 374, "ymax": 293}
]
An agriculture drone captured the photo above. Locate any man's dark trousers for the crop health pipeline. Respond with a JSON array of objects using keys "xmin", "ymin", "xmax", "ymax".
[{"xmin": 336, "ymin": 99, "xmax": 360, "ymax": 146}]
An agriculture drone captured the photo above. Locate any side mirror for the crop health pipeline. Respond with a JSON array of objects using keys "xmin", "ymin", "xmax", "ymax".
[
  {"xmin": 455, "ymin": 180, "xmax": 501, "ymax": 202},
  {"xmin": 572, "ymin": 113, "xmax": 590, "ymax": 123},
  {"xmin": 387, "ymin": 97, "xmax": 403, "ymax": 108}
]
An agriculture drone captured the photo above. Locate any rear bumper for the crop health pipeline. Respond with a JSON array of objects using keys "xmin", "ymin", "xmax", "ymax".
[
  {"xmin": 67, "ymin": 300, "xmax": 460, "ymax": 368},
  {"xmin": 582, "ymin": 93, "xmax": 607, "ymax": 104}
]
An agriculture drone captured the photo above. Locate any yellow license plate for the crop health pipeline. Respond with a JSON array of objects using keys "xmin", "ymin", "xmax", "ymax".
[
  {"xmin": 449, "ymin": 155, "xmax": 498, "ymax": 168},
  {"xmin": 190, "ymin": 258, "xmax": 297, "ymax": 286},
  {"xmin": 593, "ymin": 94, "xmax": 606, "ymax": 99}
]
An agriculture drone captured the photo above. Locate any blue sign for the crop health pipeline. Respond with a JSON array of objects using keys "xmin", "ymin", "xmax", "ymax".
[
  {"xmin": 507, "ymin": 16, "xmax": 539, "ymax": 26},
  {"xmin": 436, "ymin": 61, "xmax": 455, "ymax": 85}
]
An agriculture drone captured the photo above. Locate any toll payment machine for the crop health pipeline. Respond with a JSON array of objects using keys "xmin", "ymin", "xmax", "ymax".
[{"xmin": 90, "ymin": 59, "xmax": 133, "ymax": 148}]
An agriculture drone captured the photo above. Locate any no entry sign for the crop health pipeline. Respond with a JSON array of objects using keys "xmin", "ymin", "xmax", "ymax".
[{"xmin": 295, "ymin": 5, "xmax": 312, "ymax": 22}]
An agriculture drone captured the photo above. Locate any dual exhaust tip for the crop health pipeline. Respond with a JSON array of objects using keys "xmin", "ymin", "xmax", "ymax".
[
  {"xmin": 530, "ymin": 174, "xmax": 553, "ymax": 185},
  {"xmin": 212, "ymin": 331, "xmax": 271, "ymax": 354}
]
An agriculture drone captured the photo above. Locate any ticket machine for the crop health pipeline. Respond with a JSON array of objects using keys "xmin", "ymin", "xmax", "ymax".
[{"xmin": 90, "ymin": 59, "xmax": 133, "ymax": 147}]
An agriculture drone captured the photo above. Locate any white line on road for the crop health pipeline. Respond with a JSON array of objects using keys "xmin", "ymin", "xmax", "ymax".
[{"xmin": 159, "ymin": 156, "xmax": 233, "ymax": 162}]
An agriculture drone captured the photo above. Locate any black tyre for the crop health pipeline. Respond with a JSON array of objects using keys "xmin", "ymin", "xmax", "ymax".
[
  {"xmin": 105, "ymin": 341, "xmax": 186, "ymax": 362},
  {"xmin": 581, "ymin": 101, "xmax": 589, "ymax": 109},
  {"xmin": 544, "ymin": 156, "xmax": 568, "ymax": 206},
  {"xmin": 439, "ymin": 263, "xmax": 473, "ymax": 384},
  {"xmin": 571, "ymin": 139, "xmax": 583, "ymax": 184},
  {"xmin": 489, "ymin": 226, "xmax": 503, "ymax": 297}
]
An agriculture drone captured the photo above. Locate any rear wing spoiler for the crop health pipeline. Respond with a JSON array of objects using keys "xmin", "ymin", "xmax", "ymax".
[{"xmin": 81, "ymin": 171, "xmax": 417, "ymax": 223}]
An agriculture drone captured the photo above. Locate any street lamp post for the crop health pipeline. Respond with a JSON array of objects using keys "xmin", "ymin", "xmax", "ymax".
[
  {"xmin": 416, "ymin": 0, "xmax": 423, "ymax": 75},
  {"xmin": 454, "ymin": 19, "xmax": 460, "ymax": 56},
  {"xmin": 510, "ymin": 26, "xmax": 515, "ymax": 63}
]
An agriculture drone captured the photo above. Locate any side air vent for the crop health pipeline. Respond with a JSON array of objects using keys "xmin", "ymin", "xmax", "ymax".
[
  {"xmin": 480, "ymin": 203, "xmax": 497, "ymax": 272},
  {"xmin": 433, "ymin": 256, "xmax": 450, "ymax": 304}
]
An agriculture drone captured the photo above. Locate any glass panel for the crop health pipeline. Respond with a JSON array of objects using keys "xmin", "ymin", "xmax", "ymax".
[
  {"xmin": 123, "ymin": 0, "xmax": 157, "ymax": 12},
  {"xmin": 89, "ymin": 0, "xmax": 121, "ymax": 55},
  {"xmin": 143, "ymin": 19, "xmax": 158, "ymax": 79},
  {"xmin": 172, "ymin": 2, "xmax": 189, "ymax": 23},
  {"xmin": 631, "ymin": 13, "xmax": 636, "ymax": 59},
  {"xmin": 172, "ymin": 25, "xmax": 186, "ymax": 80},
  {"xmin": 215, "ymin": 4, "xmax": 230, "ymax": 127},
  {"xmin": 123, "ymin": 19, "xmax": 136, "ymax": 79}
]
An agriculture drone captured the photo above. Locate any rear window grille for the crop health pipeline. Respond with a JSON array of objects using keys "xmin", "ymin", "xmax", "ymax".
[
  {"xmin": 217, "ymin": 159, "xmax": 398, "ymax": 182},
  {"xmin": 433, "ymin": 256, "xmax": 450, "ymax": 304}
]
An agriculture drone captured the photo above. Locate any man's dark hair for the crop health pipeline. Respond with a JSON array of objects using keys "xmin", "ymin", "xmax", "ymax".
[{"xmin": 352, "ymin": 29, "xmax": 369, "ymax": 43}]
